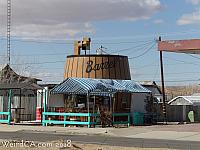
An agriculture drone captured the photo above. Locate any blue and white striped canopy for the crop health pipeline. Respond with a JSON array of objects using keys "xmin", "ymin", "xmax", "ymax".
[{"xmin": 51, "ymin": 78, "xmax": 151, "ymax": 96}]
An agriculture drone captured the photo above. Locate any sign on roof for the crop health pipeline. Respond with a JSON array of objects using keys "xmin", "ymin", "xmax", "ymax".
[{"xmin": 158, "ymin": 39, "xmax": 200, "ymax": 54}]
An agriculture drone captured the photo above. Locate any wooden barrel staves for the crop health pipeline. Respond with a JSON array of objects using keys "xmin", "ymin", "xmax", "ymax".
[{"xmin": 64, "ymin": 55, "xmax": 131, "ymax": 80}]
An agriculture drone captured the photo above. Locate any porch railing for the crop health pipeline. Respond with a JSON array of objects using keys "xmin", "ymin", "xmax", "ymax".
[
  {"xmin": 113, "ymin": 113, "xmax": 130, "ymax": 127},
  {"xmin": 0, "ymin": 112, "xmax": 11, "ymax": 124},
  {"xmin": 42, "ymin": 112, "xmax": 100, "ymax": 128},
  {"xmin": 42, "ymin": 112, "xmax": 131, "ymax": 128}
]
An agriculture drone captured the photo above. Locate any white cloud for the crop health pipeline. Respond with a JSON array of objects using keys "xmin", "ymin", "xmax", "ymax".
[
  {"xmin": 177, "ymin": 8, "xmax": 200, "ymax": 25},
  {"xmin": 12, "ymin": 23, "xmax": 95, "ymax": 39},
  {"xmin": 153, "ymin": 19, "xmax": 164, "ymax": 24},
  {"xmin": 33, "ymin": 72, "xmax": 63, "ymax": 83},
  {"xmin": 0, "ymin": 0, "xmax": 161, "ymax": 39},
  {"xmin": 186, "ymin": 0, "xmax": 200, "ymax": 5}
]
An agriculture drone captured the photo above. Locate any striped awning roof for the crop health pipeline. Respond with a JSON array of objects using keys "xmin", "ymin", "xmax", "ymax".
[
  {"xmin": 51, "ymin": 78, "xmax": 151, "ymax": 96},
  {"xmin": 119, "ymin": 80, "xmax": 151, "ymax": 93}
]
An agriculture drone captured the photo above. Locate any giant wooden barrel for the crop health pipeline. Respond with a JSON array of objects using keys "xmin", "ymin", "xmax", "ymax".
[{"xmin": 64, "ymin": 55, "xmax": 131, "ymax": 80}]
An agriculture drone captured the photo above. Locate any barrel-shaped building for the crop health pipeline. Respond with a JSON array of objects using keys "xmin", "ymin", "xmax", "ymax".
[{"xmin": 64, "ymin": 54, "xmax": 131, "ymax": 80}]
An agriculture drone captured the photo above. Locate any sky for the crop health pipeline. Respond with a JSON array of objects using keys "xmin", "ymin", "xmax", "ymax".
[{"xmin": 1, "ymin": 0, "xmax": 200, "ymax": 86}]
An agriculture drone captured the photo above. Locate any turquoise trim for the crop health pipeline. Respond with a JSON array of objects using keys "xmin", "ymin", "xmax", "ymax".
[
  {"xmin": 112, "ymin": 113, "xmax": 130, "ymax": 116},
  {"xmin": 0, "ymin": 112, "xmax": 10, "ymax": 124},
  {"xmin": 64, "ymin": 115, "xmax": 67, "ymax": 127},
  {"xmin": 43, "ymin": 112, "xmax": 100, "ymax": 117},
  {"xmin": 113, "ymin": 121, "xmax": 129, "ymax": 124},
  {"xmin": 42, "ymin": 112, "xmax": 99, "ymax": 127},
  {"xmin": 0, "ymin": 90, "xmax": 12, "ymax": 125},
  {"xmin": 0, "ymin": 112, "xmax": 10, "ymax": 115},
  {"xmin": 42, "ymin": 89, "xmax": 47, "ymax": 127},
  {"xmin": 43, "ymin": 112, "xmax": 94, "ymax": 116},
  {"xmin": 0, "ymin": 120, "xmax": 9, "ymax": 123},
  {"xmin": 43, "ymin": 120, "xmax": 90, "ymax": 125},
  {"xmin": 112, "ymin": 113, "xmax": 130, "ymax": 127},
  {"xmin": 88, "ymin": 113, "xmax": 90, "ymax": 128},
  {"xmin": 8, "ymin": 90, "xmax": 12, "ymax": 125},
  {"xmin": 42, "ymin": 112, "xmax": 131, "ymax": 127}
]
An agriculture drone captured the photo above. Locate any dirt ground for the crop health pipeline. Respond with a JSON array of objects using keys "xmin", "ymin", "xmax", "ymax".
[
  {"xmin": 137, "ymin": 123, "xmax": 200, "ymax": 132},
  {"xmin": 2, "ymin": 123, "xmax": 199, "ymax": 150}
]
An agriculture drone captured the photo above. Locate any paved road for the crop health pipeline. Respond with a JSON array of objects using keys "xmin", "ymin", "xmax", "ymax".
[{"xmin": 0, "ymin": 131, "xmax": 200, "ymax": 149}]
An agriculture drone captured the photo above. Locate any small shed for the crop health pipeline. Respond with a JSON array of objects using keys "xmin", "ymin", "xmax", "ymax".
[
  {"xmin": 168, "ymin": 96, "xmax": 200, "ymax": 106},
  {"xmin": 136, "ymin": 81, "xmax": 163, "ymax": 123},
  {"xmin": 139, "ymin": 81, "xmax": 162, "ymax": 103},
  {"xmin": 168, "ymin": 96, "xmax": 200, "ymax": 122},
  {"xmin": 0, "ymin": 64, "xmax": 42, "ymax": 122}
]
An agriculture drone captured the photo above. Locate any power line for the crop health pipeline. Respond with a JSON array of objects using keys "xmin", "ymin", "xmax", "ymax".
[
  {"xmin": 1, "ymin": 28, "xmax": 200, "ymax": 46},
  {"xmin": 130, "ymin": 61, "xmax": 158, "ymax": 69},
  {"xmin": 3, "ymin": 56, "xmax": 198, "ymax": 67},
  {"xmin": 22, "ymin": 52, "xmax": 69, "ymax": 56},
  {"xmin": 0, "ymin": 37, "xmax": 154, "ymax": 45},
  {"xmin": 128, "ymin": 43, "xmax": 156, "ymax": 59},
  {"xmin": 130, "ymin": 60, "xmax": 200, "ymax": 70},
  {"xmin": 0, "ymin": 41, "xmax": 155, "ymax": 57},
  {"xmin": 1, "ymin": 28, "xmax": 200, "ymax": 43},
  {"xmin": 35, "ymin": 75, "xmax": 63, "ymax": 78},
  {"xmin": 154, "ymin": 79, "xmax": 200, "ymax": 83},
  {"xmin": 0, "ymin": 52, "xmax": 70, "ymax": 57},
  {"xmin": 164, "ymin": 56, "xmax": 200, "ymax": 66},
  {"xmin": 39, "ymin": 80, "xmax": 62, "ymax": 83},
  {"xmin": 135, "ymin": 78, "xmax": 200, "ymax": 83},
  {"xmin": 187, "ymin": 54, "xmax": 200, "ymax": 60},
  {"xmin": 134, "ymin": 71, "xmax": 200, "ymax": 76},
  {"xmin": 10, "ymin": 60, "xmax": 66, "ymax": 66},
  {"xmin": 24, "ymin": 67, "xmax": 64, "ymax": 70},
  {"xmin": 111, "ymin": 40, "xmax": 155, "ymax": 54}
]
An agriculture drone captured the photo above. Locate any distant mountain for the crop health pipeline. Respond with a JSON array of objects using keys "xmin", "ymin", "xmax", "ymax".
[{"xmin": 165, "ymin": 85, "xmax": 200, "ymax": 101}]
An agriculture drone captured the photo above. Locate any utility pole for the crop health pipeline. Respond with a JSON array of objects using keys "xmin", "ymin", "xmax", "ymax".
[
  {"xmin": 159, "ymin": 36, "xmax": 167, "ymax": 124},
  {"xmin": 7, "ymin": 0, "xmax": 11, "ymax": 65}
]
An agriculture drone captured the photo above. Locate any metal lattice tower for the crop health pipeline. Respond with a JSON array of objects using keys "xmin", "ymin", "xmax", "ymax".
[{"xmin": 7, "ymin": 0, "xmax": 11, "ymax": 65}]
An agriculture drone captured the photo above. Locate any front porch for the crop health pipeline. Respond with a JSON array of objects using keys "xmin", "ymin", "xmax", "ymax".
[{"xmin": 41, "ymin": 78, "xmax": 151, "ymax": 128}]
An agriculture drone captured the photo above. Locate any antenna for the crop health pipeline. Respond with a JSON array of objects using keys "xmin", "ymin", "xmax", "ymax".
[
  {"xmin": 7, "ymin": 0, "xmax": 11, "ymax": 65},
  {"xmin": 96, "ymin": 45, "xmax": 108, "ymax": 55}
]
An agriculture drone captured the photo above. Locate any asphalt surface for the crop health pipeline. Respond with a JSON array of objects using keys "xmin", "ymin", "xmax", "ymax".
[{"xmin": 0, "ymin": 131, "xmax": 200, "ymax": 149}]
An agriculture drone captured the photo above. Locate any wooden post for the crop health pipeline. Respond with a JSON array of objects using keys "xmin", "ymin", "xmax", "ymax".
[
  {"xmin": 87, "ymin": 93, "xmax": 90, "ymax": 128},
  {"xmin": 8, "ymin": 89, "xmax": 12, "ymax": 125},
  {"xmin": 112, "ymin": 95, "xmax": 115, "ymax": 124},
  {"xmin": 128, "ymin": 114, "xmax": 130, "ymax": 127},
  {"xmin": 2, "ymin": 93, "xmax": 4, "ymax": 114},
  {"xmin": 110, "ymin": 94, "xmax": 114, "ymax": 126},
  {"xmin": 93, "ymin": 96, "xmax": 95, "ymax": 127},
  {"xmin": 19, "ymin": 89, "xmax": 21, "ymax": 122},
  {"xmin": 42, "ymin": 89, "xmax": 47, "ymax": 126},
  {"xmin": 159, "ymin": 36, "xmax": 167, "ymax": 124},
  {"xmin": 40, "ymin": 91, "xmax": 43, "ymax": 123},
  {"xmin": 64, "ymin": 115, "xmax": 66, "ymax": 127},
  {"xmin": 93, "ymin": 96, "xmax": 95, "ymax": 114},
  {"xmin": 110, "ymin": 95, "xmax": 112, "ymax": 112}
]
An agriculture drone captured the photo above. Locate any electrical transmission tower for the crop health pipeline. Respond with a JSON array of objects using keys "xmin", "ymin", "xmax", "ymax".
[{"xmin": 7, "ymin": 0, "xmax": 11, "ymax": 65}]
